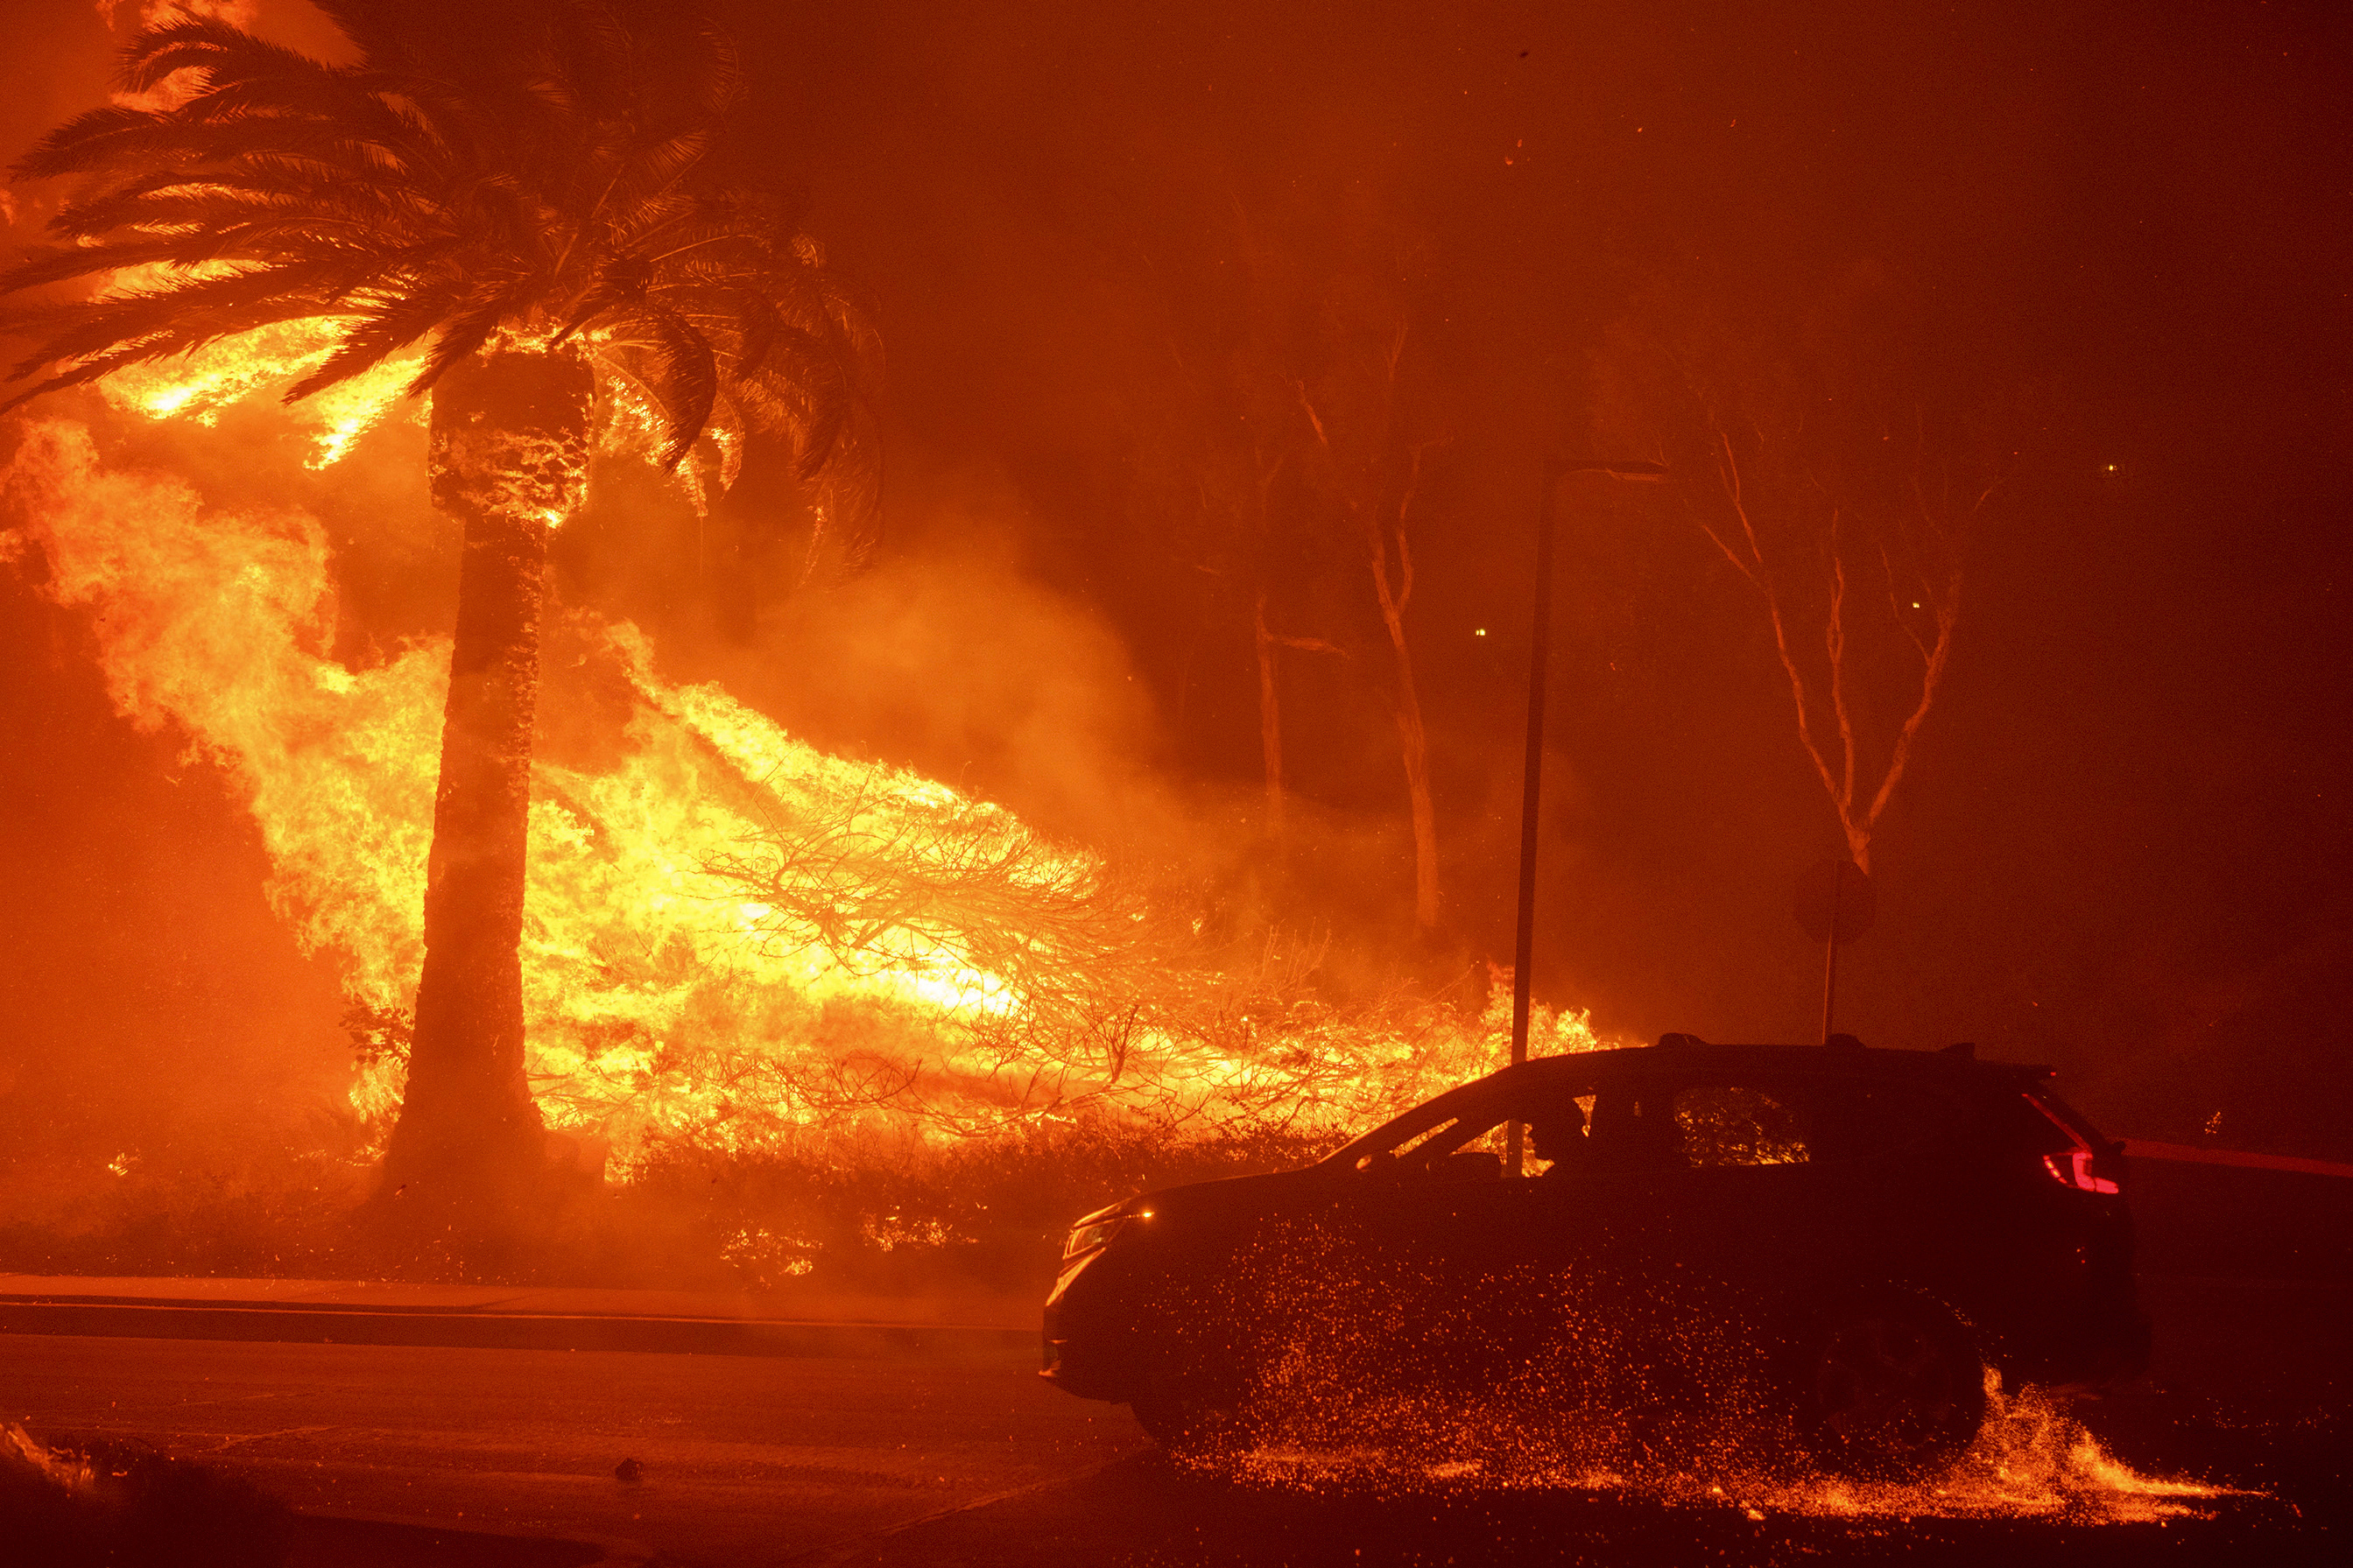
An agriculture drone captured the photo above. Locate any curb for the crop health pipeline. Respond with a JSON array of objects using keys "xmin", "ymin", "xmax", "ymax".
[
  {"xmin": 0, "ymin": 1296, "xmax": 1037, "ymax": 1362},
  {"xmin": 290, "ymin": 1511, "xmax": 648, "ymax": 1568}
]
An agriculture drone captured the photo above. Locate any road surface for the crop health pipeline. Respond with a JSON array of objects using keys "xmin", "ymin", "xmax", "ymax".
[
  {"xmin": 0, "ymin": 1332, "xmax": 1135, "ymax": 1564},
  {"xmin": 3, "ymin": 1330, "xmax": 2343, "ymax": 1566}
]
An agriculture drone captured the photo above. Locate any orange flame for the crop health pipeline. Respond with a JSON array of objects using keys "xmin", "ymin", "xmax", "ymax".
[
  {"xmin": 4, "ymin": 329, "xmax": 1602, "ymax": 1170},
  {"xmin": 88, "ymin": 270, "xmax": 420, "ymax": 467}
]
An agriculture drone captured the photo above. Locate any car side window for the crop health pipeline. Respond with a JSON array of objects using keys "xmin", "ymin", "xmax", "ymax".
[{"xmin": 1673, "ymin": 1084, "xmax": 1809, "ymax": 1168}]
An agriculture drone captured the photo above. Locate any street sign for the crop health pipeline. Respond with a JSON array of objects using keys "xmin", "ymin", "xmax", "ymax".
[{"xmin": 1795, "ymin": 858, "xmax": 1875, "ymax": 946}]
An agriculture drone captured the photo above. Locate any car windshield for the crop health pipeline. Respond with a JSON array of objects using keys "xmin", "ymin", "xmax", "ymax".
[
  {"xmin": 1325, "ymin": 1085, "xmax": 1502, "ymax": 1173},
  {"xmin": 1326, "ymin": 1078, "xmax": 1609, "ymax": 1178}
]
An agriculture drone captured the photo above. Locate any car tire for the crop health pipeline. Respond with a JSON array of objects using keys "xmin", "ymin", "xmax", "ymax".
[{"xmin": 1796, "ymin": 1292, "xmax": 1987, "ymax": 1479}]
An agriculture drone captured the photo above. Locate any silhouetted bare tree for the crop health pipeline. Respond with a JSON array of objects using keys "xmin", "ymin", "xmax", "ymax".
[
  {"xmin": 1294, "ymin": 274, "xmax": 1444, "ymax": 932},
  {"xmin": 1125, "ymin": 196, "xmax": 1346, "ymax": 840},
  {"xmin": 1121, "ymin": 192, "xmax": 1444, "ymax": 932},
  {"xmin": 1596, "ymin": 271, "xmax": 1998, "ymax": 872}
]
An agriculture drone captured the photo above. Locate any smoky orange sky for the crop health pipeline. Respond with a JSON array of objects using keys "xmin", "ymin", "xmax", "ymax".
[{"xmin": 2, "ymin": 0, "xmax": 2348, "ymax": 1173}]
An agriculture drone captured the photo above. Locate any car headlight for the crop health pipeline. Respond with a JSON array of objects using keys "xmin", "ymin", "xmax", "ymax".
[{"xmin": 1063, "ymin": 1206, "xmax": 1152, "ymax": 1260}]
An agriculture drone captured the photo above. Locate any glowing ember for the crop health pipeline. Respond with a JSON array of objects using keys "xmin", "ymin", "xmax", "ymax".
[{"xmin": 1211, "ymin": 1382, "xmax": 2239, "ymax": 1525}]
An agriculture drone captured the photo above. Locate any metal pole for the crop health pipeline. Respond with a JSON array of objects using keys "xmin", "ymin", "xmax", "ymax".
[
  {"xmin": 1503, "ymin": 460, "xmax": 1662, "ymax": 1176},
  {"xmin": 1504, "ymin": 479, "xmax": 1560, "ymax": 1178},
  {"xmin": 1820, "ymin": 860, "xmax": 1844, "ymax": 1044}
]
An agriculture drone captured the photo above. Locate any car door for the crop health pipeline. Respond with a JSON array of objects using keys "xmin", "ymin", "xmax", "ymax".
[
  {"xmin": 1331, "ymin": 1095, "xmax": 1531, "ymax": 1392},
  {"xmin": 1810, "ymin": 1074, "xmax": 1993, "ymax": 1305},
  {"xmin": 1631, "ymin": 1073, "xmax": 1880, "ymax": 1308},
  {"xmin": 1361, "ymin": 1075, "xmax": 1652, "ymax": 1392}
]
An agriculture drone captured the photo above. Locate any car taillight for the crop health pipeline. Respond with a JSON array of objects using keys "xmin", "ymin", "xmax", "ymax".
[
  {"xmin": 2041, "ymin": 1149, "xmax": 2119, "ymax": 1195},
  {"xmin": 2025, "ymin": 1093, "xmax": 2124, "ymax": 1194}
]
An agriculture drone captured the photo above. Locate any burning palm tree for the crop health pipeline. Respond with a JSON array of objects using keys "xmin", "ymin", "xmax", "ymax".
[{"xmin": 0, "ymin": 0, "xmax": 877, "ymax": 1239}]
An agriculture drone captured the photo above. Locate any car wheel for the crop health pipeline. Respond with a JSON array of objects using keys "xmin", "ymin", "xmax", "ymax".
[{"xmin": 1798, "ymin": 1295, "xmax": 1986, "ymax": 1478}]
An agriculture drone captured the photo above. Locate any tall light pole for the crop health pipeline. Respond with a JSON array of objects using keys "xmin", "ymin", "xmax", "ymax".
[{"xmin": 1505, "ymin": 457, "xmax": 1666, "ymax": 1176}]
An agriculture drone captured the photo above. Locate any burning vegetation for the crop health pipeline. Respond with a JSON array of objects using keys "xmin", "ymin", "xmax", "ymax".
[{"xmin": 2, "ymin": 398, "xmax": 1598, "ymax": 1274}]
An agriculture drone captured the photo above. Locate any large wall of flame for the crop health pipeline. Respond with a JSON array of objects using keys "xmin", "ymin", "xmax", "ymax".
[{"xmin": 2, "ymin": 399, "xmax": 1598, "ymax": 1174}]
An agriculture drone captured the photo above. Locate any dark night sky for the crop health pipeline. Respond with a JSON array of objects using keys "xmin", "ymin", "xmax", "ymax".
[{"xmin": 2, "ymin": 0, "xmax": 2348, "ymax": 1163}]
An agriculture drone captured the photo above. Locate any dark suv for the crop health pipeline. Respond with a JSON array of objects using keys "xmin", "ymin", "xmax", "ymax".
[{"xmin": 1041, "ymin": 1037, "xmax": 2149, "ymax": 1474}]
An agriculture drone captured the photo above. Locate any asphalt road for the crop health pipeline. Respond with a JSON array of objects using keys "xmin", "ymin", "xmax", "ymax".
[
  {"xmin": 0, "ymin": 1333, "xmax": 1138, "ymax": 1565},
  {"xmin": 4, "ymin": 1329, "xmax": 2346, "ymax": 1568}
]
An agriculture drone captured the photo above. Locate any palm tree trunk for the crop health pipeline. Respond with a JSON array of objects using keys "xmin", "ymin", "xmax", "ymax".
[{"xmin": 382, "ymin": 347, "xmax": 593, "ymax": 1232}]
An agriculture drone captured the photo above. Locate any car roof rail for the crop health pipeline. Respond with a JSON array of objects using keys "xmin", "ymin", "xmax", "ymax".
[
  {"xmin": 1941, "ymin": 1041, "xmax": 1977, "ymax": 1059},
  {"xmin": 1824, "ymin": 1032, "xmax": 1865, "ymax": 1051},
  {"xmin": 1656, "ymin": 1031, "xmax": 1708, "ymax": 1049}
]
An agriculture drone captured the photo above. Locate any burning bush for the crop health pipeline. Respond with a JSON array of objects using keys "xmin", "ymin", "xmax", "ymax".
[{"xmin": 5, "ymin": 417, "xmax": 1601, "ymax": 1179}]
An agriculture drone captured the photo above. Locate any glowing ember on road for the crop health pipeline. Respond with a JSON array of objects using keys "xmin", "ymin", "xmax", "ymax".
[{"xmin": 1209, "ymin": 1382, "xmax": 2241, "ymax": 1525}]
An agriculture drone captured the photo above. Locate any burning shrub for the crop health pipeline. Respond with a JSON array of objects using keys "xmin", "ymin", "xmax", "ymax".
[
  {"xmin": 8, "ymin": 421, "xmax": 1608, "ymax": 1176},
  {"xmin": 5, "ymin": 414, "xmax": 1610, "ymax": 1286}
]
